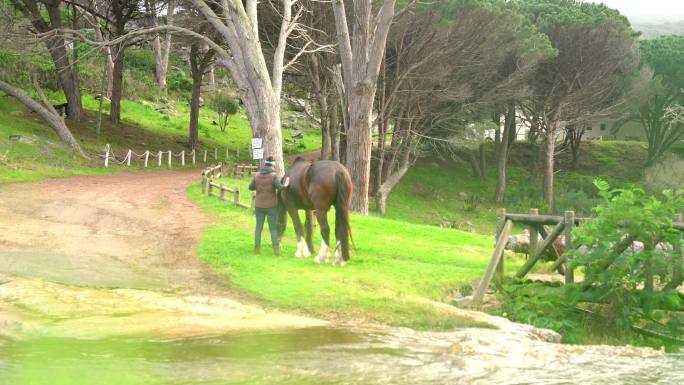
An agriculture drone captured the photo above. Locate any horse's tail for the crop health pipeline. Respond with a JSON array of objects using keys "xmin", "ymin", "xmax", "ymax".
[
  {"xmin": 276, "ymin": 187, "xmax": 288, "ymax": 238},
  {"xmin": 335, "ymin": 170, "xmax": 354, "ymax": 261}
]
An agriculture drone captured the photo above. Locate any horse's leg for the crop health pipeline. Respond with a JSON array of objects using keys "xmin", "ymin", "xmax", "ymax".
[
  {"xmin": 314, "ymin": 209, "xmax": 331, "ymax": 264},
  {"xmin": 289, "ymin": 207, "xmax": 311, "ymax": 258},
  {"xmin": 304, "ymin": 209, "xmax": 315, "ymax": 255}
]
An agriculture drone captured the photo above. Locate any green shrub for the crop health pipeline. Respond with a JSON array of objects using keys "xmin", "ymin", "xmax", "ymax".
[
  {"xmin": 208, "ymin": 93, "xmax": 239, "ymax": 132},
  {"xmin": 568, "ymin": 181, "xmax": 684, "ymax": 343}
]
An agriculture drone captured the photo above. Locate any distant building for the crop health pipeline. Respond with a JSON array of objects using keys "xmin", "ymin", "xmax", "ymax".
[{"xmin": 583, "ymin": 120, "xmax": 646, "ymax": 141}]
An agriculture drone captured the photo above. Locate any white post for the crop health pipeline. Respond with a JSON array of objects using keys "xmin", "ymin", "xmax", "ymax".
[
  {"xmin": 168, "ymin": 150, "xmax": 172, "ymax": 168},
  {"xmin": 126, "ymin": 149, "xmax": 132, "ymax": 166},
  {"xmin": 158, "ymin": 151, "xmax": 162, "ymax": 167},
  {"xmin": 181, "ymin": 150, "xmax": 185, "ymax": 166},
  {"xmin": 225, "ymin": 147, "xmax": 229, "ymax": 160},
  {"xmin": 203, "ymin": 150, "xmax": 207, "ymax": 162},
  {"xmin": 192, "ymin": 149, "xmax": 196, "ymax": 165},
  {"xmin": 237, "ymin": 147, "xmax": 240, "ymax": 159},
  {"xmin": 144, "ymin": 151, "xmax": 149, "ymax": 167},
  {"xmin": 104, "ymin": 145, "xmax": 110, "ymax": 167},
  {"xmin": 214, "ymin": 148, "xmax": 218, "ymax": 160}
]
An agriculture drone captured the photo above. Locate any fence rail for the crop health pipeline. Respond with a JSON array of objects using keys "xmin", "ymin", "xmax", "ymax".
[
  {"xmin": 100, "ymin": 144, "xmax": 256, "ymax": 169},
  {"xmin": 470, "ymin": 208, "xmax": 684, "ymax": 306},
  {"xmin": 201, "ymin": 165, "xmax": 255, "ymax": 209}
]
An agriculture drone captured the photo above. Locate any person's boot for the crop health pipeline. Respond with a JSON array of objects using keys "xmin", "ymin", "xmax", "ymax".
[
  {"xmin": 255, "ymin": 245, "xmax": 261, "ymax": 255},
  {"xmin": 273, "ymin": 245, "xmax": 281, "ymax": 256}
]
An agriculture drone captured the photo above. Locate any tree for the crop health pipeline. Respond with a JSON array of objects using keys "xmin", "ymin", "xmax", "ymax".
[
  {"xmin": 373, "ymin": 1, "xmax": 550, "ymax": 213},
  {"xmin": 0, "ymin": 78, "xmax": 85, "ymax": 155},
  {"xmin": 626, "ymin": 36, "xmax": 684, "ymax": 166},
  {"xmin": 331, "ymin": 0, "xmax": 399, "ymax": 213},
  {"xmin": 520, "ymin": 0, "xmax": 640, "ymax": 211},
  {"xmin": 146, "ymin": 0, "xmax": 175, "ymax": 92},
  {"xmin": 182, "ymin": 0, "xmax": 319, "ymax": 175},
  {"xmin": 102, "ymin": 0, "xmax": 151, "ymax": 124},
  {"xmin": 11, "ymin": 0, "xmax": 84, "ymax": 121},
  {"xmin": 188, "ymin": 43, "xmax": 214, "ymax": 149},
  {"xmin": 209, "ymin": 93, "xmax": 238, "ymax": 132}
]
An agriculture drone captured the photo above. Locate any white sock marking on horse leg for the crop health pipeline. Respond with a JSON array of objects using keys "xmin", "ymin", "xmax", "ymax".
[
  {"xmin": 295, "ymin": 237, "xmax": 310, "ymax": 258},
  {"xmin": 333, "ymin": 240, "xmax": 345, "ymax": 267},
  {"xmin": 301, "ymin": 237, "xmax": 312, "ymax": 257},
  {"xmin": 315, "ymin": 241, "xmax": 330, "ymax": 264},
  {"xmin": 295, "ymin": 236, "xmax": 303, "ymax": 258}
]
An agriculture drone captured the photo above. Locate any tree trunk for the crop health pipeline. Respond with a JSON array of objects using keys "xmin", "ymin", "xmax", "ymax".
[
  {"xmin": 110, "ymin": 44, "xmax": 125, "ymax": 124},
  {"xmin": 188, "ymin": 48, "xmax": 203, "ymax": 149},
  {"xmin": 346, "ymin": 89, "xmax": 374, "ymax": 213},
  {"xmin": 0, "ymin": 80, "xmax": 84, "ymax": 156},
  {"xmin": 17, "ymin": 0, "xmax": 85, "ymax": 122},
  {"xmin": 332, "ymin": 0, "xmax": 397, "ymax": 214},
  {"xmin": 207, "ymin": 63, "xmax": 215, "ymax": 86},
  {"xmin": 329, "ymin": 97, "xmax": 340, "ymax": 161},
  {"xmin": 494, "ymin": 103, "xmax": 514, "ymax": 203},
  {"xmin": 543, "ymin": 129, "xmax": 557, "ymax": 213},
  {"xmin": 373, "ymin": 113, "xmax": 388, "ymax": 195},
  {"xmin": 152, "ymin": 0, "xmax": 175, "ymax": 92},
  {"xmin": 376, "ymin": 134, "xmax": 412, "ymax": 215}
]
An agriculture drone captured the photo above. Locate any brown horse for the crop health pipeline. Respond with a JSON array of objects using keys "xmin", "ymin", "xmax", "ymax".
[{"xmin": 277, "ymin": 157, "xmax": 353, "ymax": 266}]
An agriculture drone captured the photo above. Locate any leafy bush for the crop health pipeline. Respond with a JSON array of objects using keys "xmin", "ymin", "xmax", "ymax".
[
  {"xmin": 167, "ymin": 71, "xmax": 193, "ymax": 93},
  {"xmin": 568, "ymin": 180, "xmax": 684, "ymax": 340},
  {"xmin": 208, "ymin": 93, "xmax": 239, "ymax": 132}
]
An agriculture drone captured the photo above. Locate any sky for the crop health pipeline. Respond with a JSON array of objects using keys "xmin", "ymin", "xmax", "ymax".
[{"xmin": 584, "ymin": 0, "xmax": 684, "ymax": 21}]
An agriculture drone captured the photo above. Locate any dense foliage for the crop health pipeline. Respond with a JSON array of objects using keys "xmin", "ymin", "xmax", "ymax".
[{"xmin": 568, "ymin": 182, "xmax": 684, "ymax": 333}]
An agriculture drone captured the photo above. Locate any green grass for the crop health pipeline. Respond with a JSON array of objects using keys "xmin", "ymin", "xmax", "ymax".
[{"xmin": 188, "ymin": 176, "xmax": 526, "ymax": 330}]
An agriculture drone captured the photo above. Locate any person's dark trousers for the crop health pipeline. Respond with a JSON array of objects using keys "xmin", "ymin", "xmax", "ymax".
[{"xmin": 255, "ymin": 207, "xmax": 280, "ymax": 251}]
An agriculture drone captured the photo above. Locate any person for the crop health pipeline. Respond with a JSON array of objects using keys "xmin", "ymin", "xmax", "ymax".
[{"xmin": 248, "ymin": 156, "xmax": 288, "ymax": 255}]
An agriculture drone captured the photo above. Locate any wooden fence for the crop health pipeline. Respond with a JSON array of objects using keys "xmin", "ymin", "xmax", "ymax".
[
  {"xmin": 471, "ymin": 208, "xmax": 684, "ymax": 305},
  {"xmin": 101, "ymin": 144, "xmax": 257, "ymax": 169},
  {"xmin": 200, "ymin": 164, "xmax": 256, "ymax": 209}
]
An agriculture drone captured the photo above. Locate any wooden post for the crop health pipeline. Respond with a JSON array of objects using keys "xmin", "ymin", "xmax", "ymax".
[
  {"xmin": 225, "ymin": 147, "xmax": 229, "ymax": 160},
  {"xmin": 251, "ymin": 192, "xmax": 256, "ymax": 209},
  {"xmin": 201, "ymin": 173, "xmax": 207, "ymax": 193},
  {"xmin": 236, "ymin": 147, "xmax": 240, "ymax": 160},
  {"xmin": 192, "ymin": 149, "xmax": 196, "ymax": 165},
  {"xmin": 203, "ymin": 150, "xmax": 207, "ymax": 163},
  {"xmin": 144, "ymin": 151, "xmax": 149, "ymax": 167},
  {"xmin": 214, "ymin": 148, "xmax": 218, "ymax": 160},
  {"xmin": 168, "ymin": 150, "xmax": 172, "ymax": 168},
  {"xmin": 495, "ymin": 208, "xmax": 506, "ymax": 279},
  {"xmin": 564, "ymin": 210, "xmax": 575, "ymax": 283},
  {"xmin": 126, "ymin": 149, "xmax": 132, "ymax": 166},
  {"xmin": 181, "ymin": 150, "xmax": 185, "ymax": 166},
  {"xmin": 516, "ymin": 220, "xmax": 566, "ymax": 278},
  {"xmin": 529, "ymin": 208, "xmax": 539, "ymax": 256},
  {"xmin": 220, "ymin": 183, "xmax": 226, "ymax": 200},
  {"xmin": 472, "ymin": 219, "xmax": 514, "ymax": 305},
  {"xmin": 234, "ymin": 187, "xmax": 240, "ymax": 206},
  {"xmin": 208, "ymin": 179, "xmax": 213, "ymax": 195},
  {"xmin": 158, "ymin": 151, "xmax": 162, "ymax": 167}
]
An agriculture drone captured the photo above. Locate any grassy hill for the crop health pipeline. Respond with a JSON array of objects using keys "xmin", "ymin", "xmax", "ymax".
[{"xmin": 0, "ymin": 94, "xmax": 319, "ymax": 183}]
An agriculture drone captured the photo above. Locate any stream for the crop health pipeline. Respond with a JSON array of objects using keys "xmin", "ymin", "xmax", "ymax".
[{"xmin": 2, "ymin": 325, "xmax": 682, "ymax": 385}]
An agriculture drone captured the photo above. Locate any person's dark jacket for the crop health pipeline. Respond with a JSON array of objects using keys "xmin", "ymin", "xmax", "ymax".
[{"xmin": 248, "ymin": 167, "xmax": 283, "ymax": 208}]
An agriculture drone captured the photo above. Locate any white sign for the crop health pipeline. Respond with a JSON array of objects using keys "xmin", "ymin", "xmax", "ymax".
[
  {"xmin": 252, "ymin": 148, "xmax": 264, "ymax": 160},
  {"xmin": 251, "ymin": 138, "xmax": 263, "ymax": 149}
]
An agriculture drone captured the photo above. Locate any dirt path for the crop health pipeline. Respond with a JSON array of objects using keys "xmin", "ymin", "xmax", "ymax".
[{"xmin": 0, "ymin": 170, "xmax": 323, "ymax": 339}]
